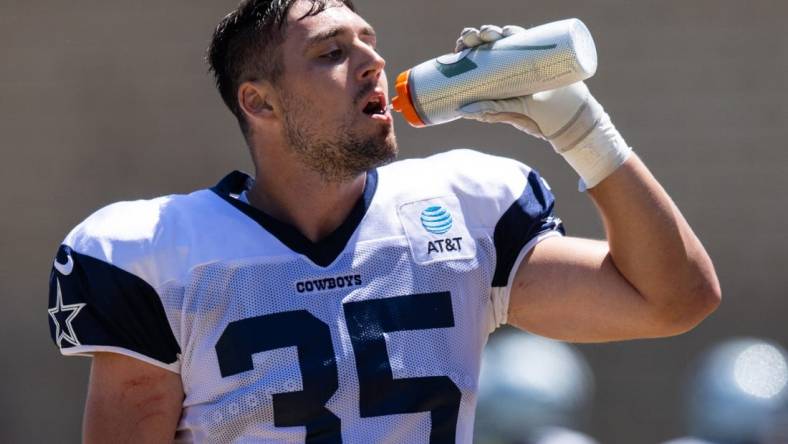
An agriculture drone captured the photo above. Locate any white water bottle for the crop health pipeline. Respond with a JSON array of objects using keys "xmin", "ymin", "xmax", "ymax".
[{"xmin": 391, "ymin": 18, "xmax": 597, "ymax": 127}]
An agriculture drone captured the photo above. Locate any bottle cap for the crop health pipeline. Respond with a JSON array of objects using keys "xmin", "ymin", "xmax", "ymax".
[{"xmin": 391, "ymin": 69, "xmax": 426, "ymax": 127}]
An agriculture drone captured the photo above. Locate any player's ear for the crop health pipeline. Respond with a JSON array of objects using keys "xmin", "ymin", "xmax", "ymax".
[{"xmin": 238, "ymin": 81, "xmax": 278, "ymax": 124}]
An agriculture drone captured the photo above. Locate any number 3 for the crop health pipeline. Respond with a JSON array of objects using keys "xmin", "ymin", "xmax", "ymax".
[{"xmin": 216, "ymin": 292, "xmax": 460, "ymax": 444}]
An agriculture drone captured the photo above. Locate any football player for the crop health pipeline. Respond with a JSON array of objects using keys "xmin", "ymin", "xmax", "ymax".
[{"xmin": 47, "ymin": 0, "xmax": 721, "ymax": 442}]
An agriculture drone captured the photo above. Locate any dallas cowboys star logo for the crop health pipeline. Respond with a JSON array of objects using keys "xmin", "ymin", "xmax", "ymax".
[{"xmin": 48, "ymin": 279, "xmax": 86, "ymax": 347}]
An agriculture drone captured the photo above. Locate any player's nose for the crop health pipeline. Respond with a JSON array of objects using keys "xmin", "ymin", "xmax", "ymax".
[{"xmin": 357, "ymin": 45, "xmax": 385, "ymax": 82}]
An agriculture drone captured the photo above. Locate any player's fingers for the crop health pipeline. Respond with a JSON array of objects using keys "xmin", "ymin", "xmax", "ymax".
[
  {"xmin": 460, "ymin": 28, "xmax": 483, "ymax": 48},
  {"xmin": 461, "ymin": 97, "xmax": 528, "ymax": 115},
  {"xmin": 458, "ymin": 113, "xmax": 487, "ymax": 123},
  {"xmin": 482, "ymin": 113, "xmax": 545, "ymax": 138},
  {"xmin": 454, "ymin": 36, "xmax": 469, "ymax": 52},
  {"xmin": 459, "ymin": 100, "xmax": 502, "ymax": 115},
  {"xmin": 502, "ymin": 25, "xmax": 527, "ymax": 37},
  {"xmin": 510, "ymin": 116, "xmax": 545, "ymax": 137},
  {"xmin": 460, "ymin": 27, "xmax": 478, "ymax": 37},
  {"xmin": 455, "ymin": 28, "xmax": 478, "ymax": 51},
  {"xmin": 476, "ymin": 113, "xmax": 511, "ymax": 123},
  {"xmin": 479, "ymin": 25, "xmax": 504, "ymax": 42}
]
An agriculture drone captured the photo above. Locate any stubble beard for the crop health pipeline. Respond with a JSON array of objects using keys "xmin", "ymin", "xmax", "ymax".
[{"xmin": 280, "ymin": 91, "xmax": 398, "ymax": 183}]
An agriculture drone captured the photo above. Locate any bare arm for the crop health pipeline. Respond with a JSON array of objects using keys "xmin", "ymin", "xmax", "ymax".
[
  {"xmin": 83, "ymin": 353, "xmax": 184, "ymax": 443},
  {"xmin": 509, "ymin": 154, "xmax": 721, "ymax": 342},
  {"xmin": 453, "ymin": 27, "xmax": 721, "ymax": 340}
]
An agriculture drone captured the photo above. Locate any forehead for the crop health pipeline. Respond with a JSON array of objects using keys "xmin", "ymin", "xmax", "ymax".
[{"xmin": 284, "ymin": 1, "xmax": 371, "ymax": 44}]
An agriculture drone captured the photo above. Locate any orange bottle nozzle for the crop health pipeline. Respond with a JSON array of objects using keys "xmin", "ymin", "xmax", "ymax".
[{"xmin": 391, "ymin": 69, "xmax": 426, "ymax": 128}]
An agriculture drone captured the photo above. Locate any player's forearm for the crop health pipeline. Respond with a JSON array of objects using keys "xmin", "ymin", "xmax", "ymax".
[{"xmin": 587, "ymin": 154, "xmax": 721, "ymax": 332}]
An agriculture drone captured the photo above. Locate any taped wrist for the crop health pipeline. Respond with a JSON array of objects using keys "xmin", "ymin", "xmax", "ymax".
[{"xmin": 546, "ymin": 93, "xmax": 632, "ymax": 189}]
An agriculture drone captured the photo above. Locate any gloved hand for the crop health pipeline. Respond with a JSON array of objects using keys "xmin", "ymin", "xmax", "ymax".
[{"xmin": 456, "ymin": 25, "xmax": 632, "ymax": 190}]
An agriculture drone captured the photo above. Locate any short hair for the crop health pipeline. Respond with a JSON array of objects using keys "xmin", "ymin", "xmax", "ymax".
[{"xmin": 207, "ymin": 0, "xmax": 356, "ymax": 137}]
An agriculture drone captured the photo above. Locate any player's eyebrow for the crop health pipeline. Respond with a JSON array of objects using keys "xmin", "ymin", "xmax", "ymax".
[
  {"xmin": 360, "ymin": 26, "xmax": 376, "ymax": 39},
  {"xmin": 304, "ymin": 26, "xmax": 376, "ymax": 51}
]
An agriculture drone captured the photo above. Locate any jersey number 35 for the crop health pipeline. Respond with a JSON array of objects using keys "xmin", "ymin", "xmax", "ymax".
[{"xmin": 216, "ymin": 291, "xmax": 460, "ymax": 444}]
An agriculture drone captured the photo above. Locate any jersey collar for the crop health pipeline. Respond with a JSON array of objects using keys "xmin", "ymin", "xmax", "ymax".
[{"xmin": 211, "ymin": 170, "xmax": 378, "ymax": 268}]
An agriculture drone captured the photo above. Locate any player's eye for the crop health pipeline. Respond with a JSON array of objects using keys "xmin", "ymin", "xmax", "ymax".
[{"xmin": 321, "ymin": 49, "xmax": 344, "ymax": 62}]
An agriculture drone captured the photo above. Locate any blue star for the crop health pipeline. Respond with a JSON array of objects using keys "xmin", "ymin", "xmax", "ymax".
[{"xmin": 48, "ymin": 279, "xmax": 86, "ymax": 347}]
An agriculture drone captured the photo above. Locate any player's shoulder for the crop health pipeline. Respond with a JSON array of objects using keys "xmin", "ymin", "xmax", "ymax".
[
  {"xmin": 61, "ymin": 187, "xmax": 222, "ymax": 283},
  {"xmin": 68, "ymin": 192, "xmax": 187, "ymax": 249},
  {"xmin": 425, "ymin": 148, "xmax": 531, "ymax": 171},
  {"xmin": 386, "ymin": 148, "xmax": 536, "ymax": 189},
  {"xmin": 386, "ymin": 147, "xmax": 532, "ymax": 175},
  {"xmin": 50, "ymin": 191, "xmax": 208, "ymax": 371},
  {"xmin": 379, "ymin": 149, "xmax": 546, "ymax": 212},
  {"xmin": 65, "ymin": 195, "xmax": 172, "ymax": 251}
]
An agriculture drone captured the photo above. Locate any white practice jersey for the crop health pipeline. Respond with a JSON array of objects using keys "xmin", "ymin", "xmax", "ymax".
[{"xmin": 48, "ymin": 149, "xmax": 563, "ymax": 443}]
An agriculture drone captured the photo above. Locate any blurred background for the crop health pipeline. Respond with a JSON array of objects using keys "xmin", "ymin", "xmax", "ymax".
[{"xmin": 2, "ymin": 0, "xmax": 787, "ymax": 442}]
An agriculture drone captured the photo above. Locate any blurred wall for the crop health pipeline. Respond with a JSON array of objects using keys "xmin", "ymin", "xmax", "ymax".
[{"xmin": 1, "ymin": 1, "xmax": 787, "ymax": 442}]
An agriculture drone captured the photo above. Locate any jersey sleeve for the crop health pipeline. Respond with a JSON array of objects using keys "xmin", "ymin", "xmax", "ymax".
[
  {"xmin": 47, "ymin": 206, "xmax": 182, "ymax": 373},
  {"xmin": 488, "ymin": 166, "xmax": 564, "ymax": 330},
  {"xmin": 491, "ymin": 166, "xmax": 565, "ymax": 288},
  {"xmin": 432, "ymin": 149, "xmax": 564, "ymax": 331}
]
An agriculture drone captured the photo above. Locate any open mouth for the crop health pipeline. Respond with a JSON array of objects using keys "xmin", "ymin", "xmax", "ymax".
[{"xmin": 362, "ymin": 92, "xmax": 389, "ymax": 117}]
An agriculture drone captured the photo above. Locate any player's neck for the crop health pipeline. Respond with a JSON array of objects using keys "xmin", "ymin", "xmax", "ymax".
[{"xmin": 247, "ymin": 159, "xmax": 367, "ymax": 244}]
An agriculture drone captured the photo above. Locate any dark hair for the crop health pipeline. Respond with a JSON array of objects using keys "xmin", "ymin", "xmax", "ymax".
[{"xmin": 207, "ymin": 0, "xmax": 356, "ymax": 138}]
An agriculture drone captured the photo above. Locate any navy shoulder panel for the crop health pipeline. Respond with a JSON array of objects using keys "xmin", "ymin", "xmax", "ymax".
[
  {"xmin": 492, "ymin": 169, "xmax": 565, "ymax": 287},
  {"xmin": 48, "ymin": 245, "xmax": 181, "ymax": 366}
]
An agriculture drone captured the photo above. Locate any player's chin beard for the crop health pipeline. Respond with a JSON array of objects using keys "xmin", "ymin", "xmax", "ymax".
[{"xmin": 280, "ymin": 95, "xmax": 398, "ymax": 183}]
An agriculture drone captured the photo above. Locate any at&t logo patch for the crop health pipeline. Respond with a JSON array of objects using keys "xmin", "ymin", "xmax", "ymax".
[
  {"xmin": 420, "ymin": 206, "xmax": 453, "ymax": 234},
  {"xmin": 398, "ymin": 195, "xmax": 476, "ymax": 265}
]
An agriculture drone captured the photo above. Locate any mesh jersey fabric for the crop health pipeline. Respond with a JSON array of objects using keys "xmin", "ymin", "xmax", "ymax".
[{"xmin": 47, "ymin": 149, "xmax": 564, "ymax": 443}]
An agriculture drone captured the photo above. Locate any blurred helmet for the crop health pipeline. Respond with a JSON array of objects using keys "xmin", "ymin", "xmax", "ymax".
[
  {"xmin": 529, "ymin": 426, "xmax": 599, "ymax": 444},
  {"xmin": 684, "ymin": 337, "xmax": 788, "ymax": 443},
  {"xmin": 660, "ymin": 438, "xmax": 717, "ymax": 444},
  {"xmin": 474, "ymin": 331, "xmax": 594, "ymax": 444}
]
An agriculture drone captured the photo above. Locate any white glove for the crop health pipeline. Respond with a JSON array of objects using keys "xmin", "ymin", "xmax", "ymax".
[{"xmin": 456, "ymin": 25, "xmax": 632, "ymax": 190}]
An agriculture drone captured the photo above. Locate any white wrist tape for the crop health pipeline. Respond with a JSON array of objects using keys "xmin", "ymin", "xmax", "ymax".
[{"xmin": 545, "ymin": 92, "xmax": 632, "ymax": 190}]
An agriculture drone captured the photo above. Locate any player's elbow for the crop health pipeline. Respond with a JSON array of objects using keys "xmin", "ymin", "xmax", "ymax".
[{"xmin": 649, "ymin": 272, "xmax": 722, "ymax": 337}]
